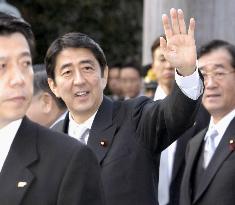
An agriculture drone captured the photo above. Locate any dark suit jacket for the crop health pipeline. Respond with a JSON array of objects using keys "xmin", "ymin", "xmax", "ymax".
[
  {"xmin": 0, "ymin": 117, "xmax": 105, "ymax": 205},
  {"xmin": 54, "ymin": 84, "xmax": 201, "ymax": 205},
  {"xmin": 168, "ymin": 105, "xmax": 210, "ymax": 205},
  {"xmin": 180, "ymin": 117, "xmax": 235, "ymax": 205}
]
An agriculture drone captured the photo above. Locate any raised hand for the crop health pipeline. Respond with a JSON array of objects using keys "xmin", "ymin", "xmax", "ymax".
[{"xmin": 161, "ymin": 8, "xmax": 197, "ymax": 76}]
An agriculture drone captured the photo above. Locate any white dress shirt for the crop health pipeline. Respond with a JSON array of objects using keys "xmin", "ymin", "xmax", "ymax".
[
  {"xmin": 205, "ymin": 108, "xmax": 235, "ymax": 150},
  {"xmin": 156, "ymin": 68, "xmax": 202, "ymax": 204},
  {"xmin": 0, "ymin": 119, "xmax": 22, "ymax": 172},
  {"xmin": 68, "ymin": 111, "xmax": 97, "ymax": 144}
]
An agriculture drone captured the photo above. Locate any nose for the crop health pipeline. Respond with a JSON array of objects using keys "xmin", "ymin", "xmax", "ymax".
[
  {"xmin": 9, "ymin": 66, "xmax": 25, "ymax": 87},
  {"xmin": 204, "ymin": 75, "xmax": 217, "ymax": 89},
  {"xmin": 165, "ymin": 61, "xmax": 173, "ymax": 70},
  {"xmin": 73, "ymin": 70, "xmax": 86, "ymax": 85}
]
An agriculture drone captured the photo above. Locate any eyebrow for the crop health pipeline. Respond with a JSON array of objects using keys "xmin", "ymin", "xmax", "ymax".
[
  {"xmin": 60, "ymin": 60, "xmax": 96, "ymax": 70},
  {"xmin": 19, "ymin": 51, "xmax": 31, "ymax": 58},
  {"xmin": 200, "ymin": 63, "xmax": 226, "ymax": 71},
  {"xmin": 0, "ymin": 51, "xmax": 31, "ymax": 61}
]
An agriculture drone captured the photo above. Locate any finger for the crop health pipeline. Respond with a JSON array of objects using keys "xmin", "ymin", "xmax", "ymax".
[
  {"xmin": 178, "ymin": 9, "xmax": 186, "ymax": 34},
  {"xmin": 160, "ymin": 36, "xmax": 167, "ymax": 53},
  {"xmin": 170, "ymin": 8, "xmax": 180, "ymax": 34},
  {"xmin": 188, "ymin": 18, "xmax": 195, "ymax": 38},
  {"xmin": 162, "ymin": 14, "xmax": 173, "ymax": 39}
]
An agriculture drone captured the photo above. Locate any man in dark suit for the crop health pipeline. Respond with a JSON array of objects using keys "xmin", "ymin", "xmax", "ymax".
[
  {"xmin": 0, "ymin": 12, "xmax": 105, "ymax": 205},
  {"xmin": 180, "ymin": 40, "xmax": 235, "ymax": 205},
  {"xmin": 46, "ymin": 8, "xmax": 203, "ymax": 205}
]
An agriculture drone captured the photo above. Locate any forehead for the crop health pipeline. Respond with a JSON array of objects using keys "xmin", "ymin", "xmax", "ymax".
[
  {"xmin": 120, "ymin": 67, "xmax": 140, "ymax": 78},
  {"xmin": 55, "ymin": 47, "xmax": 99, "ymax": 67},
  {"xmin": 0, "ymin": 32, "xmax": 31, "ymax": 58},
  {"xmin": 153, "ymin": 47, "xmax": 164, "ymax": 59},
  {"xmin": 109, "ymin": 67, "xmax": 120, "ymax": 75},
  {"xmin": 198, "ymin": 48, "xmax": 232, "ymax": 69}
]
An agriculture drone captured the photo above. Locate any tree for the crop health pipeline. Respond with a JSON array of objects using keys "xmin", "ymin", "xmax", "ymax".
[{"xmin": 9, "ymin": 0, "xmax": 143, "ymax": 65}]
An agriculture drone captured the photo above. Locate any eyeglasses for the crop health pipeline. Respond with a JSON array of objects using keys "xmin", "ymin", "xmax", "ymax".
[{"xmin": 200, "ymin": 69, "xmax": 235, "ymax": 81}]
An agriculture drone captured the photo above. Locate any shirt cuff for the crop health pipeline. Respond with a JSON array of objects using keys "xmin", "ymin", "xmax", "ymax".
[{"xmin": 175, "ymin": 67, "xmax": 203, "ymax": 100}]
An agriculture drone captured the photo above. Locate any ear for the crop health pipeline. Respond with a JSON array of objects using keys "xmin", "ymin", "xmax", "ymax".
[
  {"xmin": 48, "ymin": 78, "xmax": 60, "ymax": 98},
  {"xmin": 40, "ymin": 92, "xmax": 53, "ymax": 114},
  {"xmin": 102, "ymin": 66, "xmax": 108, "ymax": 89}
]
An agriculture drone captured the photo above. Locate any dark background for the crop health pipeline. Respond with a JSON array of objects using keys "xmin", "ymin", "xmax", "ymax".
[{"xmin": 9, "ymin": 0, "xmax": 143, "ymax": 66}]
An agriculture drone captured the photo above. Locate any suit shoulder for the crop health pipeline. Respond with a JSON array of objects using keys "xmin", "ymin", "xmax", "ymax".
[{"xmin": 32, "ymin": 120, "xmax": 84, "ymax": 153}]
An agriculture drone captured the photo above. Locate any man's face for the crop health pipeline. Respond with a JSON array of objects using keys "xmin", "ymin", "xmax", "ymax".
[
  {"xmin": 152, "ymin": 47, "xmax": 174, "ymax": 88},
  {"xmin": 0, "ymin": 33, "xmax": 33, "ymax": 128},
  {"xmin": 48, "ymin": 48, "xmax": 107, "ymax": 122},
  {"xmin": 108, "ymin": 67, "xmax": 121, "ymax": 95},
  {"xmin": 199, "ymin": 49, "xmax": 235, "ymax": 122},
  {"xmin": 120, "ymin": 67, "xmax": 142, "ymax": 98}
]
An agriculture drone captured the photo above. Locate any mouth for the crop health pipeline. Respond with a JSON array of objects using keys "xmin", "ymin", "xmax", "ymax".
[
  {"xmin": 163, "ymin": 72, "xmax": 174, "ymax": 78},
  {"xmin": 7, "ymin": 96, "xmax": 26, "ymax": 103},
  {"xmin": 206, "ymin": 94, "xmax": 221, "ymax": 99},
  {"xmin": 74, "ymin": 91, "xmax": 89, "ymax": 97}
]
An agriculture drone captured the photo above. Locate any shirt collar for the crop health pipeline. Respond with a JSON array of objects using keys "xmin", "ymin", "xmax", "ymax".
[
  {"xmin": 0, "ymin": 118, "xmax": 22, "ymax": 172},
  {"xmin": 69, "ymin": 111, "xmax": 97, "ymax": 130},
  {"xmin": 0, "ymin": 118, "xmax": 22, "ymax": 138},
  {"xmin": 154, "ymin": 85, "xmax": 167, "ymax": 101},
  {"xmin": 206, "ymin": 108, "xmax": 235, "ymax": 140}
]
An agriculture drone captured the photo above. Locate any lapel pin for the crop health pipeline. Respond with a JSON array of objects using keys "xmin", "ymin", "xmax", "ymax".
[
  {"xmin": 100, "ymin": 139, "xmax": 108, "ymax": 147},
  {"xmin": 229, "ymin": 139, "xmax": 235, "ymax": 151},
  {"xmin": 17, "ymin": 181, "xmax": 27, "ymax": 188}
]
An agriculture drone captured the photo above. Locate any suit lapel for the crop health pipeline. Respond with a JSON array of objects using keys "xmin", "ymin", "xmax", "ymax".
[
  {"xmin": 193, "ymin": 118, "xmax": 235, "ymax": 203},
  {"xmin": 88, "ymin": 96, "xmax": 117, "ymax": 164},
  {"xmin": 171, "ymin": 135, "xmax": 190, "ymax": 181},
  {"xmin": 0, "ymin": 117, "xmax": 38, "ymax": 205},
  {"xmin": 183, "ymin": 129, "xmax": 207, "ymax": 201}
]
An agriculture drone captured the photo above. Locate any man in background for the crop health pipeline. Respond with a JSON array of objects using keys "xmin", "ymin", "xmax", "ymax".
[
  {"xmin": 120, "ymin": 62, "xmax": 143, "ymax": 99},
  {"xmin": 106, "ymin": 64, "xmax": 122, "ymax": 100},
  {"xmin": 27, "ymin": 64, "xmax": 67, "ymax": 128}
]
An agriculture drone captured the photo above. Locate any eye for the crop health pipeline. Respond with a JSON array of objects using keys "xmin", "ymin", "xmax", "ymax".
[
  {"xmin": 215, "ymin": 72, "xmax": 224, "ymax": 77},
  {"xmin": 159, "ymin": 58, "xmax": 166, "ymax": 62},
  {"xmin": 22, "ymin": 60, "xmax": 32, "ymax": 68},
  {"xmin": 61, "ymin": 69, "xmax": 72, "ymax": 77},
  {"xmin": 83, "ymin": 66, "xmax": 94, "ymax": 72},
  {"xmin": 0, "ymin": 63, "xmax": 6, "ymax": 70}
]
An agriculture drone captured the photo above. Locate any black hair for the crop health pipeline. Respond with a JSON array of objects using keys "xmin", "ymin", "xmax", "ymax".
[
  {"xmin": 0, "ymin": 12, "xmax": 35, "ymax": 56},
  {"xmin": 45, "ymin": 32, "xmax": 107, "ymax": 80},
  {"xmin": 198, "ymin": 39, "xmax": 235, "ymax": 69}
]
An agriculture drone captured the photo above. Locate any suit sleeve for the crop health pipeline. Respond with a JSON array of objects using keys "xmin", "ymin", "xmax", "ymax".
[
  {"xmin": 57, "ymin": 145, "xmax": 106, "ymax": 205},
  {"xmin": 134, "ymin": 83, "xmax": 201, "ymax": 154}
]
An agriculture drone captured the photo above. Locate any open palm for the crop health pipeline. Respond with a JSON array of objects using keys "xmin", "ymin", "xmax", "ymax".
[{"xmin": 161, "ymin": 9, "xmax": 197, "ymax": 76}]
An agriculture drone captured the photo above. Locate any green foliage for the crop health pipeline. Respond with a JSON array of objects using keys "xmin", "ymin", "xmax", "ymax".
[{"xmin": 9, "ymin": 0, "xmax": 143, "ymax": 65}]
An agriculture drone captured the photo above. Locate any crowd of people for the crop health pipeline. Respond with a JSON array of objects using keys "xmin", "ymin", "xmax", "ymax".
[{"xmin": 1, "ymin": 7, "xmax": 235, "ymax": 205}]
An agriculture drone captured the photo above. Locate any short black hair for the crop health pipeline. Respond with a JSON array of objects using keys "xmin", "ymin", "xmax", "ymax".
[
  {"xmin": 33, "ymin": 64, "xmax": 66, "ymax": 110},
  {"xmin": 0, "ymin": 12, "xmax": 35, "ymax": 55},
  {"xmin": 121, "ymin": 61, "xmax": 142, "ymax": 77},
  {"xmin": 45, "ymin": 32, "xmax": 107, "ymax": 80},
  {"xmin": 198, "ymin": 39, "xmax": 235, "ymax": 69}
]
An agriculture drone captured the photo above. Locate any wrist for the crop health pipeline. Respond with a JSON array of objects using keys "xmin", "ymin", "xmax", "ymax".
[{"xmin": 176, "ymin": 60, "xmax": 198, "ymax": 76}]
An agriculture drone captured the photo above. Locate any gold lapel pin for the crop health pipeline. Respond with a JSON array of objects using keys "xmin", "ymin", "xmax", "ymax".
[
  {"xmin": 100, "ymin": 139, "xmax": 108, "ymax": 147},
  {"xmin": 229, "ymin": 139, "xmax": 235, "ymax": 151},
  {"xmin": 17, "ymin": 181, "xmax": 27, "ymax": 188}
]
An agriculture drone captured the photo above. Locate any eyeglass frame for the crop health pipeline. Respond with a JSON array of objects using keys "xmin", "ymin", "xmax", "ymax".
[{"xmin": 199, "ymin": 64, "xmax": 235, "ymax": 81}]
